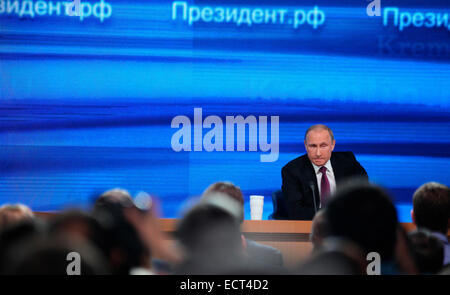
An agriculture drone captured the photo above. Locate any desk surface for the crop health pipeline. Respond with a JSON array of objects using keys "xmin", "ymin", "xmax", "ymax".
[
  {"xmin": 159, "ymin": 219, "xmax": 313, "ymax": 233},
  {"xmin": 160, "ymin": 218, "xmax": 425, "ymax": 233}
]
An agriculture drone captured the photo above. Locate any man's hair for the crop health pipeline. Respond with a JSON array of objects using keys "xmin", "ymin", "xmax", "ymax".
[
  {"xmin": 412, "ymin": 182, "xmax": 450, "ymax": 234},
  {"xmin": 94, "ymin": 188, "xmax": 135, "ymax": 209},
  {"xmin": 304, "ymin": 124, "xmax": 335, "ymax": 142},
  {"xmin": 174, "ymin": 204, "xmax": 243, "ymax": 274},
  {"xmin": 92, "ymin": 189, "xmax": 150, "ymax": 275},
  {"xmin": 325, "ymin": 181, "xmax": 398, "ymax": 260},
  {"xmin": 0, "ymin": 204, "xmax": 34, "ymax": 230},
  {"xmin": 202, "ymin": 182, "xmax": 245, "ymax": 222},
  {"xmin": 203, "ymin": 182, "xmax": 244, "ymax": 205},
  {"xmin": 176, "ymin": 204, "xmax": 242, "ymax": 254}
]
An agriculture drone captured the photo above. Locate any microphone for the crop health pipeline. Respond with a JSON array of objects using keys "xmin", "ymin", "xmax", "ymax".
[{"xmin": 309, "ymin": 181, "xmax": 318, "ymax": 214}]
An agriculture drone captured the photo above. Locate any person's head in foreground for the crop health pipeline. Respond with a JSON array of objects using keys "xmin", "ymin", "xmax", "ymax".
[
  {"xmin": 0, "ymin": 203, "xmax": 34, "ymax": 230},
  {"xmin": 202, "ymin": 182, "xmax": 286, "ymax": 271},
  {"xmin": 299, "ymin": 181, "xmax": 400, "ymax": 274},
  {"xmin": 174, "ymin": 199, "xmax": 245, "ymax": 275},
  {"xmin": 411, "ymin": 182, "xmax": 450, "ymax": 235},
  {"xmin": 202, "ymin": 181, "xmax": 245, "ymax": 222},
  {"xmin": 408, "ymin": 229, "xmax": 444, "ymax": 274},
  {"xmin": 92, "ymin": 188, "xmax": 151, "ymax": 275}
]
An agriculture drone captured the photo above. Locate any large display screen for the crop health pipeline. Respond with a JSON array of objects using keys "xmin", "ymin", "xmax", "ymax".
[{"xmin": 1, "ymin": 0, "xmax": 449, "ymax": 221}]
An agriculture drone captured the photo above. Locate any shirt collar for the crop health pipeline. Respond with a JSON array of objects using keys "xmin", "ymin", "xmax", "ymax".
[{"xmin": 311, "ymin": 160, "xmax": 333, "ymax": 175}]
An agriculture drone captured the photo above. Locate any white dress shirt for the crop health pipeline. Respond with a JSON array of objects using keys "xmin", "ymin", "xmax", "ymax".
[{"xmin": 312, "ymin": 160, "xmax": 337, "ymax": 208}]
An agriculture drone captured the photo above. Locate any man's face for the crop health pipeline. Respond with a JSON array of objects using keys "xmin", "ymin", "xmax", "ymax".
[{"xmin": 304, "ymin": 128, "xmax": 335, "ymax": 166}]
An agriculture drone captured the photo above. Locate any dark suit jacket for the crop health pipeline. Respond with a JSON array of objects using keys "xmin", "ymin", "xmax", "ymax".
[
  {"xmin": 245, "ymin": 238, "xmax": 283, "ymax": 267},
  {"xmin": 281, "ymin": 151, "xmax": 368, "ymax": 220}
]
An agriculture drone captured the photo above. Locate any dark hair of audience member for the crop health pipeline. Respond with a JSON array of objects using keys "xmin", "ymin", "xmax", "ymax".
[
  {"xmin": 174, "ymin": 204, "xmax": 245, "ymax": 274},
  {"xmin": 296, "ymin": 209, "xmax": 365, "ymax": 275},
  {"xmin": 0, "ymin": 219, "xmax": 44, "ymax": 274},
  {"xmin": 408, "ymin": 229, "xmax": 444, "ymax": 274},
  {"xmin": 412, "ymin": 182, "xmax": 450, "ymax": 234},
  {"xmin": 92, "ymin": 198, "xmax": 150, "ymax": 275},
  {"xmin": 202, "ymin": 186, "xmax": 286, "ymax": 272},
  {"xmin": 324, "ymin": 181, "xmax": 399, "ymax": 262}
]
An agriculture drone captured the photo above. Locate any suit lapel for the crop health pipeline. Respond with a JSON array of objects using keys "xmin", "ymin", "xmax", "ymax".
[
  {"xmin": 330, "ymin": 153, "xmax": 344, "ymax": 185},
  {"xmin": 301, "ymin": 157, "xmax": 320, "ymax": 204}
]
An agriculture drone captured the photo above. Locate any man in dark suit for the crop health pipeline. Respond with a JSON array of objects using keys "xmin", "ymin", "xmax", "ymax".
[{"xmin": 281, "ymin": 124, "xmax": 368, "ymax": 220}]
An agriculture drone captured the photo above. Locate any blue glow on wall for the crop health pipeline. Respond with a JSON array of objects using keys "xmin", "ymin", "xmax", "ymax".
[{"xmin": 1, "ymin": 0, "xmax": 449, "ymax": 222}]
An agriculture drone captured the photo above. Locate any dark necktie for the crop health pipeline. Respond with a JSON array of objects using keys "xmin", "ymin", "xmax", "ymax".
[{"xmin": 319, "ymin": 166, "xmax": 330, "ymax": 206}]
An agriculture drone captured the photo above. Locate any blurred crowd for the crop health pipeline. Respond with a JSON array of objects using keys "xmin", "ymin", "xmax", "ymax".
[{"xmin": 0, "ymin": 180, "xmax": 448, "ymax": 275}]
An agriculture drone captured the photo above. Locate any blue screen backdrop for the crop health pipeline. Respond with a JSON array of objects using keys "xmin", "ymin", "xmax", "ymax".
[{"xmin": 1, "ymin": 0, "xmax": 449, "ymax": 221}]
